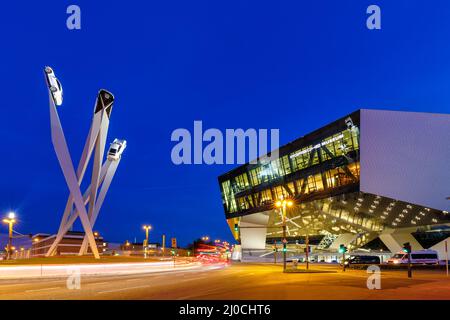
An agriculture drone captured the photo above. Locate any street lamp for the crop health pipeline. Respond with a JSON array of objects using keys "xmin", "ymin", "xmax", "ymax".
[
  {"xmin": 201, "ymin": 236, "xmax": 209, "ymax": 242},
  {"xmin": 143, "ymin": 225, "xmax": 152, "ymax": 258},
  {"xmin": 2, "ymin": 212, "xmax": 17, "ymax": 260},
  {"xmin": 143, "ymin": 225, "xmax": 152, "ymax": 245},
  {"xmin": 93, "ymin": 231, "xmax": 100, "ymax": 254},
  {"xmin": 275, "ymin": 198, "xmax": 294, "ymax": 272}
]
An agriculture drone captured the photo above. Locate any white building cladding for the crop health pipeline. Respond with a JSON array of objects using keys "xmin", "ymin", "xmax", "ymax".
[
  {"xmin": 219, "ymin": 109, "xmax": 450, "ymax": 258},
  {"xmin": 360, "ymin": 109, "xmax": 450, "ymax": 213}
]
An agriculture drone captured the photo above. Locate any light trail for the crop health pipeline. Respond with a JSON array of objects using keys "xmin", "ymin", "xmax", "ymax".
[{"xmin": 0, "ymin": 261, "xmax": 202, "ymax": 279}]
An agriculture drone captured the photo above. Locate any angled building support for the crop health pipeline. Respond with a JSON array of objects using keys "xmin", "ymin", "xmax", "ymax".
[
  {"xmin": 240, "ymin": 212, "xmax": 270, "ymax": 250},
  {"xmin": 379, "ymin": 228, "xmax": 423, "ymax": 253}
]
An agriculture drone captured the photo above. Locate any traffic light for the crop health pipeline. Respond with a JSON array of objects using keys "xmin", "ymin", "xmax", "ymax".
[
  {"xmin": 234, "ymin": 223, "xmax": 239, "ymax": 232},
  {"xmin": 402, "ymin": 242, "xmax": 411, "ymax": 254},
  {"xmin": 402, "ymin": 242, "xmax": 413, "ymax": 278},
  {"xmin": 282, "ymin": 244, "xmax": 287, "ymax": 252},
  {"xmin": 171, "ymin": 249, "xmax": 175, "ymax": 256},
  {"xmin": 338, "ymin": 244, "xmax": 347, "ymax": 254}
]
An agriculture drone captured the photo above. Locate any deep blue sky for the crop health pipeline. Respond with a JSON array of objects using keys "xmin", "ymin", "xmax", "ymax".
[{"xmin": 1, "ymin": 1, "xmax": 450, "ymax": 246}]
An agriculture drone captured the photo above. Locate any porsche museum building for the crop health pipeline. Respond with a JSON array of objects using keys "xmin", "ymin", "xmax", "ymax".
[{"xmin": 218, "ymin": 109, "xmax": 450, "ymax": 260}]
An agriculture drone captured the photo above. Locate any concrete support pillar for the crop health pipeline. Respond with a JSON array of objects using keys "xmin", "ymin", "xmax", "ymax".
[
  {"xmin": 231, "ymin": 244, "xmax": 242, "ymax": 261},
  {"xmin": 429, "ymin": 237, "xmax": 450, "ymax": 260},
  {"xmin": 329, "ymin": 233, "xmax": 358, "ymax": 251},
  {"xmin": 239, "ymin": 212, "xmax": 270, "ymax": 250},
  {"xmin": 379, "ymin": 228, "xmax": 423, "ymax": 253}
]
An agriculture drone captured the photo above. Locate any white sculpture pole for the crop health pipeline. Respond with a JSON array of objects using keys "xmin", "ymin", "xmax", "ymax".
[
  {"xmin": 79, "ymin": 159, "xmax": 121, "ymax": 254},
  {"xmin": 46, "ymin": 157, "xmax": 113, "ymax": 257},
  {"xmin": 47, "ymin": 97, "xmax": 104, "ymax": 256},
  {"xmin": 47, "ymin": 91, "xmax": 100, "ymax": 259}
]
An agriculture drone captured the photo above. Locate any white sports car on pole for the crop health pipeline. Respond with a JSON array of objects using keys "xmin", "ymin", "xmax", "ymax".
[
  {"xmin": 108, "ymin": 139, "xmax": 127, "ymax": 161},
  {"xmin": 44, "ymin": 66, "xmax": 63, "ymax": 106}
]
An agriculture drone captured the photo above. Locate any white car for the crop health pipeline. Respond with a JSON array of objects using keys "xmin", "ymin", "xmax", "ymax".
[
  {"xmin": 107, "ymin": 139, "xmax": 127, "ymax": 161},
  {"xmin": 386, "ymin": 249, "xmax": 439, "ymax": 265},
  {"xmin": 44, "ymin": 66, "xmax": 63, "ymax": 106}
]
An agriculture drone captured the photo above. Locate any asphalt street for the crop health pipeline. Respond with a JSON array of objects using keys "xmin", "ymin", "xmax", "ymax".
[{"xmin": 1, "ymin": 263, "xmax": 449, "ymax": 299}]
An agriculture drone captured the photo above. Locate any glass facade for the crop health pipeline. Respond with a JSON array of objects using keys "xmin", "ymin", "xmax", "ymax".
[{"xmin": 219, "ymin": 121, "xmax": 360, "ymax": 216}]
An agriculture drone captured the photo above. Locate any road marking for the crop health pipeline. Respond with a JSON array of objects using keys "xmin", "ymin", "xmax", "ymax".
[
  {"xmin": 85, "ymin": 281, "xmax": 110, "ymax": 286},
  {"xmin": 238, "ymin": 274, "xmax": 254, "ymax": 277},
  {"xmin": 0, "ymin": 279, "xmax": 64, "ymax": 287},
  {"xmin": 0, "ymin": 282, "xmax": 45, "ymax": 288},
  {"xmin": 97, "ymin": 285, "xmax": 150, "ymax": 294},
  {"xmin": 176, "ymin": 287, "xmax": 223, "ymax": 300},
  {"xmin": 122, "ymin": 274, "xmax": 169, "ymax": 282},
  {"xmin": 178, "ymin": 276, "xmax": 209, "ymax": 282},
  {"xmin": 25, "ymin": 287, "xmax": 61, "ymax": 293}
]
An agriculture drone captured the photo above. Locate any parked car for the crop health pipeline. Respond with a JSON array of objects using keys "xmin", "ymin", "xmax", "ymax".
[
  {"xmin": 386, "ymin": 249, "xmax": 439, "ymax": 265},
  {"xmin": 44, "ymin": 66, "xmax": 63, "ymax": 106},
  {"xmin": 344, "ymin": 255, "xmax": 381, "ymax": 266}
]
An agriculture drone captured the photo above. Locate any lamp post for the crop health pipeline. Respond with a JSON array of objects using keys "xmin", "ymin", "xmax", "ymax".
[
  {"xmin": 305, "ymin": 234, "xmax": 310, "ymax": 270},
  {"xmin": 2, "ymin": 212, "xmax": 16, "ymax": 260},
  {"xmin": 143, "ymin": 225, "xmax": 152, "ymax": 258},
  {"xmin": 275, "ymin": 198, "xmax": 293, "ymax": 272}
]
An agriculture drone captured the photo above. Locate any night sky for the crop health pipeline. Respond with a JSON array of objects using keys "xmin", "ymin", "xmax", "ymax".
[{"xmin": 1, "ymin": 1, "xmax": 450, "ymax": 246}]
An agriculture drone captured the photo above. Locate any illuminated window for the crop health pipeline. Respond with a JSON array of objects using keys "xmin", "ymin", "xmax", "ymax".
[
  {"xmin": 249, "ymin": 167, "xmax": 261, "ymax": 186},
  {"xmin": 221, "ymin": 180, "xmax": 237, "ymax": 213},
  {"xmin": 234, "ymin": 173, "xmax": 250, "ymax": 191}
]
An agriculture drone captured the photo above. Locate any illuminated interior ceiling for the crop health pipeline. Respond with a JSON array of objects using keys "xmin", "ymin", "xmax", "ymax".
[{"xmin": 265, "ymin": 192, "xmax": 450, "ymax": 239}]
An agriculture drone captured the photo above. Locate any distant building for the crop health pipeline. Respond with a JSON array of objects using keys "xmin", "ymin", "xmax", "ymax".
[
  {"xmin": 0, "ymin": 233, "xmax": 33, "ymax": 260},
  {"xmin": 31, "ymin": 231, "xmax": 108, "ymax": 257},
  {"xmin": 118, "ymin": 241, "xmax": 166, "ymax": 256},
  {"xmin": 120, "ymin": 242, "xmax": 160, "ymax": 251}
]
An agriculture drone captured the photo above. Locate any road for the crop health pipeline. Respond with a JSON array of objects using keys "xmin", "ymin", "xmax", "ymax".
[
  {"xmin": 0, "ymin": 259, "xmax": 200, "ymax": 279},
  {"xmin": 1, "ymin": 263, "xmax": 450, "ymax": 299}
]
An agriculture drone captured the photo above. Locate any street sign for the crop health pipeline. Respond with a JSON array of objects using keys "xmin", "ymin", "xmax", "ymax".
[{"xmin": 171, "ymin": 237, "xmax": 177, "ymax": 248}]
